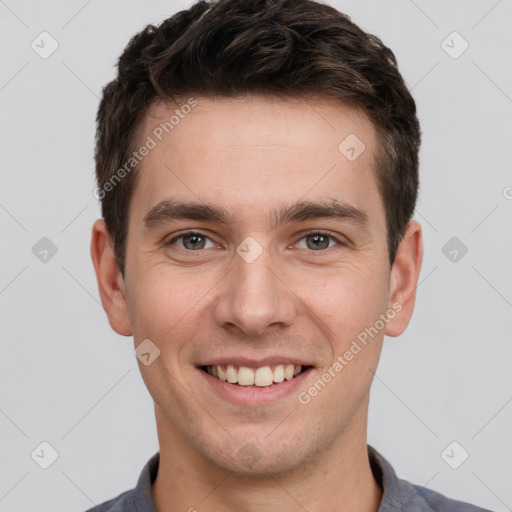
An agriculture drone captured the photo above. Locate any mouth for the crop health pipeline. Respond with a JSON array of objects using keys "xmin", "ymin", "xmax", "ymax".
[{"xmin": 199, "ymin": 364, "xmax": 313, "ymax": 387}]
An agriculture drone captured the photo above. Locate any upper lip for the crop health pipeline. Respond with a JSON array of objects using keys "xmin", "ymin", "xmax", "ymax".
[{"xmin": 197, "ymin": 357, "xmax": 313, "ymax": 368}]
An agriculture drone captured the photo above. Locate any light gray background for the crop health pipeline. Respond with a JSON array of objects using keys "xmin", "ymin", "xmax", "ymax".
[{"xmin": 0, "ymin": 1, "xmax": 511, "ymax": 510}]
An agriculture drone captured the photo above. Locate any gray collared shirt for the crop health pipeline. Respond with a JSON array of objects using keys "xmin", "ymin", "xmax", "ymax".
[{"xmin": 84, "ymin": 444, "xmax": 493, "ymax": 511}]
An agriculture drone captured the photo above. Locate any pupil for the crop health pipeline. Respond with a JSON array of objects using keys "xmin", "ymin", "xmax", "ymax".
[
  {"xmin": 184, "ymin": 234, "xmax": 204, "ymax": 250},
  {"xmin": 309, "ymin": 234, "xmax": 328, "ymax": 250}
]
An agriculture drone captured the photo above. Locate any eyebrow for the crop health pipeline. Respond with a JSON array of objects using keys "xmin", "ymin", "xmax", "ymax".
[{"xmin": 142, "ymin": 197, "xmax": 369, "ymax": 231}]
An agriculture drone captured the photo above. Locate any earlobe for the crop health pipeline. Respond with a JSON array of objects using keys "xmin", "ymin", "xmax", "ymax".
[
  {"xmin": 90, "ymin": 219, "xmax": 133, "ymax": 336},
  {"xmin": 385, "ymin": 220, "xmax": 423, "ymax": 338}
]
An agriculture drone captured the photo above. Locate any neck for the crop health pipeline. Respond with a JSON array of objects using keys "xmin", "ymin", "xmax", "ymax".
[{"xmin": 151, "ymin": 406, "xmax": 383, "ymax": 512}]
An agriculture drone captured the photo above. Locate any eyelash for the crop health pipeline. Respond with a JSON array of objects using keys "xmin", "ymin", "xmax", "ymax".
[{"xmin": 165, "ymin": 230, "xmax": 345, "ymax": 252}]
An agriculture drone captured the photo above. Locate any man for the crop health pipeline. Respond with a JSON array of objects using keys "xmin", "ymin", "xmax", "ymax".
[{"xmin": 88, "ymin": 0, "xmax": 491, "ymax": 510}]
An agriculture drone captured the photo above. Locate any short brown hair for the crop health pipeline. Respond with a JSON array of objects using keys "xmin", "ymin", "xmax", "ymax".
[{"xmin": 95, "ymin": 0, "xmax": 421, "ymax": 277}]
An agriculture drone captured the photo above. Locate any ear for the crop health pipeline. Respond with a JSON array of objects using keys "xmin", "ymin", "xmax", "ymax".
[
  {"xmin": 385, "ymin": 220, "xmax": 423, "ymax": 337},
  {"xmin": 90, "ymin": 219, "xmax": 132, "ymax": 336}
]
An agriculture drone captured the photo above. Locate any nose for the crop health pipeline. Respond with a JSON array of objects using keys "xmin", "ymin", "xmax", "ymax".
[{"xmin": 211, "ymin": 244, "xmax": 297, "ymax": 337}]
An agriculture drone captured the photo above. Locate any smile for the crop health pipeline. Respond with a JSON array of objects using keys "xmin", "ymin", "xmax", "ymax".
[{"xmin": 201, "ymin": 364, "xmax": 311, "ymax": 387}]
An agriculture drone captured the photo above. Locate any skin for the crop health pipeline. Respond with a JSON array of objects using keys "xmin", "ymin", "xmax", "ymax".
[{"xmin": 91, "ymin": 94, "xmax": 423, "ymax": 512}]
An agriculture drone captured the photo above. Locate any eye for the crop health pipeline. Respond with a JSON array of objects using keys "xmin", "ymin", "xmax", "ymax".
[
  {"xmin": 166, "ymin": 231, "xmax": 217, "ymax": 250},
  {"xmin": 165, "ymin": 230, "xmax": 344, "ymax": 252},
  {"xmin": 295, "ymin": 231, "xmax": 342, "ymax": 251}
]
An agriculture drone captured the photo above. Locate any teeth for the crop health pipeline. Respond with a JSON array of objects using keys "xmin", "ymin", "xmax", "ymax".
[
  {"xmin": 218, "ymin": 365, "xmax": 227, "ymax": 382},
  {"xmin": 238, "ymin": 366, "xmax": 255, "ymax": 386},
  {"xmin": 205, "ymin": 364, "xmax": 305, "ymax": 386},
  {"xmin": 254, "ymin": 367, "xmax": 273, "ymax": 387},
  {"xmin": 226, "ymin": 364, "xmax": 237, "ymax": 383},
  {"xmin": 273, "ymin": 365, "xmax": 285, "ymax": 383}
]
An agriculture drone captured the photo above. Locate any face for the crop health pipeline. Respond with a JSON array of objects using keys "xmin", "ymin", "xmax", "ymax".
[{"xmin": 92, "ymin": 94, "xmax": 422, "ymax": 476}]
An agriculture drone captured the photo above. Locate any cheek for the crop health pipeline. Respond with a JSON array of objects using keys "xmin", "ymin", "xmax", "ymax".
[
  {"xmin": 309, "ymin": 262, "xmax": 390, "ymax": 350},
  {"xmin": 127, "ymin": 265, "xmax": 210, "ymax": 343}
]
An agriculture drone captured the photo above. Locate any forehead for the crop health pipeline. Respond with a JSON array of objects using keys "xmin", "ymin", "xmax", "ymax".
[{"xmin": 130, "ymin": 94, "xmax": 383, "ymax": 228}]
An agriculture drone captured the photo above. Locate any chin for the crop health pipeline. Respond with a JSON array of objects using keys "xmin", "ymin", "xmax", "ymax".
[{"xmin": 203, "ymin": 433, "xmax": 313, "ymax": 477}]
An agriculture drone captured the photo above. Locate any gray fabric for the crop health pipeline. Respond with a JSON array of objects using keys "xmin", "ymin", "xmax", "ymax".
[{"xmin": 85, "ymin": 444, "xmax": 493, "ymax": 511}]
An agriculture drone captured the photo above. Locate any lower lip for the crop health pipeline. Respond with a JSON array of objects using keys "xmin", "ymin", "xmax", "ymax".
[{"xmin": 197, "ymin": 367, "xmax": 313, "ymax": 405}]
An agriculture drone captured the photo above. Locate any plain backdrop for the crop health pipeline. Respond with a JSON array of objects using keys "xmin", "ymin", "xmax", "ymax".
[{"xmin": 0, "ymin": 1, "xmax": 511, "ymax": 511}]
